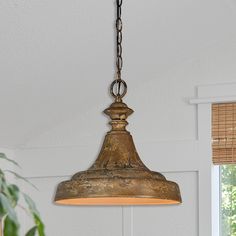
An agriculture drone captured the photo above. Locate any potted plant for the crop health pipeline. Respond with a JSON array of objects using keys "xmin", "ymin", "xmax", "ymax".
[{"xmin": 0, "ymin": 153, "xmax": 45, "ymax": 236}]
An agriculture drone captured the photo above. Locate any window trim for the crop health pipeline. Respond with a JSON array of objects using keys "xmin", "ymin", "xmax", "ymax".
[{"xmin": 190, "ymin": 82, "xmax": 236, "ymax": 236}]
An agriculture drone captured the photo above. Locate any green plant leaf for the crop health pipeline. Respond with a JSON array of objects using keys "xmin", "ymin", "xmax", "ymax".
[
  {"xmin": 5, "ymin": 170, "xmax": 37, "ymax": 190},
  {"xmin": 23, "ymin": 194, "xmax": 45, "ymax": 236},
  {"xmin": 0, "ymin": 153, "xmax": 20, "ymax": 168},
  {"xmin": 0, "ymin": 169, "xmax": 4, "ymax": 178},
  {"xmin": 0, "ymin": 154, "xmax": 45, "ymax": 236},
  {"xmin": 3, "ymin": 215, "xmax": 19, "ymax": 236},
  {"xmin": 0, "ymin": 153, "xmax": 45, "ymax": 236},
  {"xmin": 2, "ymin": 182, "xmax": 14, "ymax": 205},
  {"xmin": 7, "ymin": 184, "xmax": 20, "ymax": 207},
  {"xmin": 0, "ymin": 169, "xmax": 6, "ymax": 186},
  {"xmin": 0, "ymin": 175, "xmax": 2, "ymax": 192},
  {"xmin": 33, "ymin": 214, "xmax": 45, "ymax": 236},
  {"xmin": 0, "ymin": 198, "xmax": 6, "ymax": 218},
  {"xmin": 25, "ymin": 226, "xmax": 37, "ymax": 236},
  {"xmin": 0, "ymin": 193, "xmax": 18, "ymax": 223},
  {"xmin": 23, "ymin": 194, "xmax": 39, "ymax": 215}
]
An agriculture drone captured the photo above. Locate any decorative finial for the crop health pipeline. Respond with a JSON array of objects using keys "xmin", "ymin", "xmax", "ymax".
[{"xmin": 104, "ymin": 100, "xmax": 133, "ymax": 131}]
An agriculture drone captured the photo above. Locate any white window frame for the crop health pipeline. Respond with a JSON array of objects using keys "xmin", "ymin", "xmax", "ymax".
[{"xmin": 190, "ymin": 82, "xmax": 236, "ymax": 236}]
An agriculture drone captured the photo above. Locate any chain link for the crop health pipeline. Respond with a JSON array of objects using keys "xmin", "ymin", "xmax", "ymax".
[
  {"xmin": 110, "ymin": 0, "xmax": 127, "ymax": 100},
  {"xmin": 116, "ymin": 0, "xmax": 123, "ymax": 79}
]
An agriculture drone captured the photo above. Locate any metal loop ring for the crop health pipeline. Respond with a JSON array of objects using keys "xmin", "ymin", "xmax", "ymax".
[
  {"xmin": 117, "ymin": 44, "xmax": 122, "ymax": 56},
  {"xmin": 117, "ymin": 0, "xmax": 122, "ymax": 7},
  {"xmin": 116, "ymin": 18, "xmax": 122, "ymax": 31},
  {"xmin": 110, "ymin": 79, "xmax": 127, "ymax": 99},
  {"xmin": 116, "ymin": 56, "xmax": 123, "ymax": 70},
  {"xmin": 117, "ymin": 31, "xmax": 122, "ymax": 44},
  {"xmin": 117, "ymin": 7, "xmax": 121, "ymax": 17}
]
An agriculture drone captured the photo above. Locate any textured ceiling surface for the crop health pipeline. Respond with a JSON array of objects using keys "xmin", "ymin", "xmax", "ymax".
[{"xmin": 0, "ymin": 0, "xmax": 236, "ymax": 148}]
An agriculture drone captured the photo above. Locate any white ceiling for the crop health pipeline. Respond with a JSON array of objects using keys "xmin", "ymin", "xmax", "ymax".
[{"xmin": 0, "ymin": 0, "xmax": 236, "ymax": 148}]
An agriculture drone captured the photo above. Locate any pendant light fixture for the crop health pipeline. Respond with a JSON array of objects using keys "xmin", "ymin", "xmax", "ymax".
[{"xmin": 54, "ymin": 0, "xmax": 182, "ymax": 205}]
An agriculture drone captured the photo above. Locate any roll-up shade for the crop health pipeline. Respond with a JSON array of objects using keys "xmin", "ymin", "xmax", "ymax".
[{"xmin": 212, "ymin": 103, "xmax": 236, "ymax": 165}]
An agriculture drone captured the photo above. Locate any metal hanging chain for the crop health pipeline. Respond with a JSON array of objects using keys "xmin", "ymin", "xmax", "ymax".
[
  {"xmin": 110, "ymin": 0, "xmax": 127, "ymax": 100},
  {"xmin": 116, "ymin": 0, "xmax": 123, "ymax": 80}
]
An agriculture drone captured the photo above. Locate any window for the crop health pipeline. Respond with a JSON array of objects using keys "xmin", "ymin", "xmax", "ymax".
[
  {"xmin": 212, "ymin": 103, "xmax": 236, "ymax": 236},
  {"xmin": 220, "ymin": 165, "xmax": 236, "ymax": 236}
]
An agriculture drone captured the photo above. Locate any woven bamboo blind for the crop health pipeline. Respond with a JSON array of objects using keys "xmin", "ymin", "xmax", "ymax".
[{"xmin": 212, "ymin": 103, "xmax": 236, "ymax": 165}]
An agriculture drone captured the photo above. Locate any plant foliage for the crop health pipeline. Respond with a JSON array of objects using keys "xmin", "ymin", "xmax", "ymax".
[
  {"xmin": 0, "ymin": 153, "xmax": 45, "ymax": 236},
  {"xmin": 221, "ymin": 165, "xmax": 236, "ymax": 236}
]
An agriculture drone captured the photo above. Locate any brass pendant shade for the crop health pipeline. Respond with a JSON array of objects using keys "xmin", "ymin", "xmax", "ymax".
[{"xmin": 54, "ymin": 100, "xmax": 182, "ymax": 205}]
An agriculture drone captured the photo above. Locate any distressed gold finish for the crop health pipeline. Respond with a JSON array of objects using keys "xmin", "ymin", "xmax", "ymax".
[
  {"xmin": 54, "ymin": 0, "xmax": 182, "ymax": 206},
  {"xmin": 54, "ymin": 99, "xmax": 182, "ymax": 205}
]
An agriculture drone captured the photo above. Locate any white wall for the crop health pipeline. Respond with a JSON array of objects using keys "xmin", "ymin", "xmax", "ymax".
[{"xmin": 1, "ymin": 0, "xmax": 236, "ymax": 235}]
